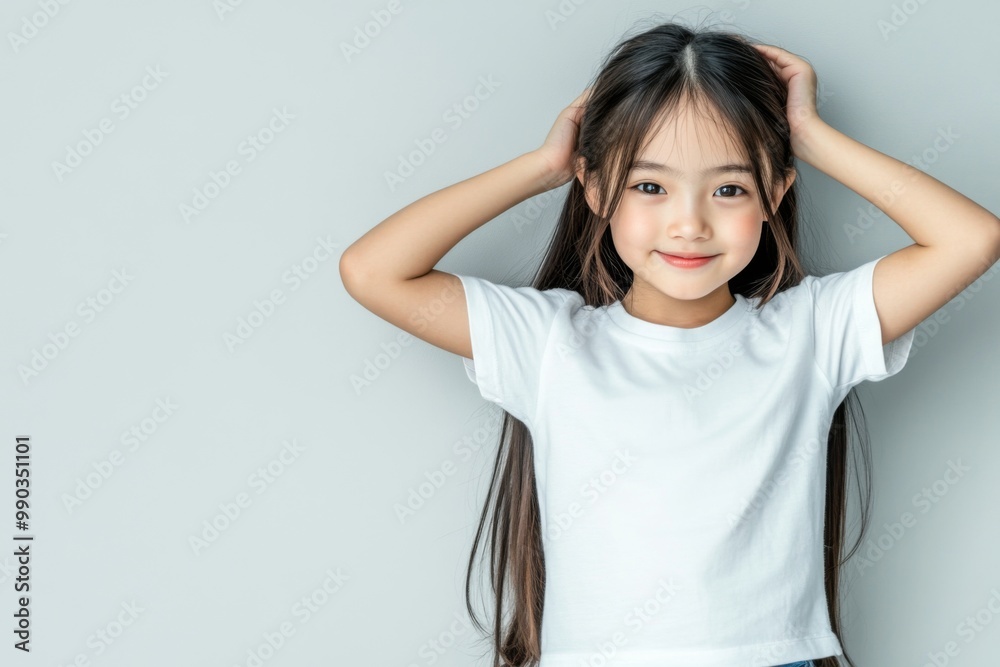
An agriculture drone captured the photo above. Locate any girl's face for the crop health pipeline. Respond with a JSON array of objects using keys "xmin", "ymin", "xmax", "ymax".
[{"xmin": 579, "ymin": 102, "xmax": 794, "ymax": 327}]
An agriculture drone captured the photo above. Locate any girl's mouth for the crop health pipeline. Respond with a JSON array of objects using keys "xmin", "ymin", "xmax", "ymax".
[{"xmin": 656, "ymin": 251, "xmax": 717, "ymax": 268}]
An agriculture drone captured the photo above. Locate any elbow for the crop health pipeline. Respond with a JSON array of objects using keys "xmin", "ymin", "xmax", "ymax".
[
  {"xmin": 978, "ymin": 217, "xmax": 1000, "ymax": 268},
  {"xmin": 339, "ymin": 247, "xmax": 367, "ymax": 299},
  {"xmin": 989, "ymin": 217, "xmax": 1000, "ymax": 260},
  {"xmin": 940, "ymin": 217, "xmax": 1000, "ymax": 268}
]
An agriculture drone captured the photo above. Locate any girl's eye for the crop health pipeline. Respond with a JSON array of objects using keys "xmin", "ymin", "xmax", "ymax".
[
  {"xmin": 634, "ymin": 182, "xmax": 665, "ymax": 195},
  {"xmin": 715, "ymin": 184, "xmax": 747, "ymax": 198},
  {"xmin": 632, "ymin": 183, "xmax": 748, "ymax": 197}
]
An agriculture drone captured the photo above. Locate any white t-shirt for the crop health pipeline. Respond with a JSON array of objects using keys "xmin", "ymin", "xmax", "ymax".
[{"xmin": 456, "ymin": 253, "xmax": 915, "ymax": 667}]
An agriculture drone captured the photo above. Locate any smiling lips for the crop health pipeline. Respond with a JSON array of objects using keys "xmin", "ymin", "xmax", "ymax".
[
  {"xmin": 662, "ymin": 251, "xmax": 714, "ymax": 259},
  {"xmin": 656, "ymin": 251, "xmax": 717, "ymax": 268}
]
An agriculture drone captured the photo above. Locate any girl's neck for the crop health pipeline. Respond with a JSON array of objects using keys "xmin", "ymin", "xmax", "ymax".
[{"xmin": 621, "ymin": 283, "xmax": 736, "ymax": 329}]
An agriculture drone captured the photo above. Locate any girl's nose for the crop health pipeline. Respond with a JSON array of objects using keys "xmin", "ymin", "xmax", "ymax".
[{"xmin": 666, "ymin": 206, "xmax": 711, "ymax": 240}]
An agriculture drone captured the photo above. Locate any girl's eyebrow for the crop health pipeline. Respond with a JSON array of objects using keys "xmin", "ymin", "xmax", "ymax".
[{"xmin": 630, "ymin": 159, "xmax": 752, "ymax": 176}]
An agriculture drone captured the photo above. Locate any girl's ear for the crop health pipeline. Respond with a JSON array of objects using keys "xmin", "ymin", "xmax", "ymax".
[
  {"xmin": 770, "ymin": 168, "xmax": 796, "ymax": 211},
  {"xmin": 575, "ymin": 156, "xmax": 602, "ymax": 215}
]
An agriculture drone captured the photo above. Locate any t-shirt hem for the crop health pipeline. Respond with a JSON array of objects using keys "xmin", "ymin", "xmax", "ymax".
[{"xmin": 538, "ymin": 633, "xmax": 843, "ymax": 667}]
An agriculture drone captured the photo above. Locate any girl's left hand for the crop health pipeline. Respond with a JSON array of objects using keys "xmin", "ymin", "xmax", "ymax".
[{"xmin": 752, "ymin": 43, "xmax": 822, "ymax": 150}]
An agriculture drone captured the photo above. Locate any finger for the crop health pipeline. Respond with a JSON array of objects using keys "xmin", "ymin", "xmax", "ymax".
[
  {"xmin": 753, "ymin": 43, "xmax": 786, "ymax": 54},
  {"xmin": 751, "ymin": 44, "xmax": 782, "ymax": 68},
  {"xmin": 752, "ymin": 44, "xmax": 800, "ymax": 67},
  {"xmin": 567, "ymin": 89, "xmax": 592, "ymax": 117}
]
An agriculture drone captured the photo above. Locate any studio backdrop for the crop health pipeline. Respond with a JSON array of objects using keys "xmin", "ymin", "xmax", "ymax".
[{"xmin": 2, "ymin": 1, "xmax": 998, "ymax": 665}]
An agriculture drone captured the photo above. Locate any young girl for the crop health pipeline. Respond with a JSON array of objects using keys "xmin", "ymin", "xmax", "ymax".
[{"xmin": 340, "ymin": 21, "xmax": 1000, "ymax": 667}]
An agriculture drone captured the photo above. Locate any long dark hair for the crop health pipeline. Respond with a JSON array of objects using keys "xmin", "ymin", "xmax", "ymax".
[{"xmin": 464, "ymin": 18, "xmax": 872, "ymax": 667}]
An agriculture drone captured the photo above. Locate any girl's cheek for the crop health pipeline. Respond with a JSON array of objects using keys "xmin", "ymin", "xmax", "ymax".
[
  {"xmin": 612, "ymin": 217, "xmax": 653, "ymax": 258},
  {"xmin": 730, "ymin": 212, "xmax": 759, "ymax": 230},
  {"xmin": 615, "ymin": 203, "xmax": 659, "ymax": 242},
  {"xmin": 610, "ymin": 213, "xmax": 649, "ymax": 264},
  {"xmin": 729, "ymin": 215, "xmax": 765, "ymax": 251}
]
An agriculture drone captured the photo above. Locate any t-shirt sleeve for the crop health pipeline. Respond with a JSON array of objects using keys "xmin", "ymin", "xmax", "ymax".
[
  {"xmin": 805, "ymin": 253, "xmax": 916, "ymax": 392},
  {"xmin": 454, "ymin": 273, "xmax": 577, "ymax": 426}
]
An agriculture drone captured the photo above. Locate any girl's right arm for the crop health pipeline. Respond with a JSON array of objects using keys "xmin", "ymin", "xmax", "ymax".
[{"xmin": 339, "ymin": 89, "xmax": 590, "ymax": 360}]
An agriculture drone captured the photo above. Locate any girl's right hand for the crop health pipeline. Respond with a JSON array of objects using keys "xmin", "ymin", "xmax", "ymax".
[{"xmin": 532, "ymin": 87, "xmax": 592, "ymax": 190}]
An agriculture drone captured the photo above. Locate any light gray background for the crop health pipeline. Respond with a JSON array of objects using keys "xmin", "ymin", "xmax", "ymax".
[{"xmin": 2, "ymin": 0, "xmax": 998, "ymax": 665}]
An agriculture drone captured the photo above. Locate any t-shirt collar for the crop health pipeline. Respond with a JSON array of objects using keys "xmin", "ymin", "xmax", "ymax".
[{"xmin": 606, "ymin": 293, "xmax": 750, "ymax": 342}]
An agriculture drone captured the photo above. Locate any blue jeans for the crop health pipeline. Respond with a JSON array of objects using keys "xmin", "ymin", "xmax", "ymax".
[{"xmin": 774, "ymin": 662, "xmax": 815, "ymax": 667}]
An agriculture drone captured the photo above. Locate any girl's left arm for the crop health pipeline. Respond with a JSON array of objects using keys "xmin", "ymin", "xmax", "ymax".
[
  {"xmin": 795, "ymin": 119, "xmax": 1000, "ymax": 346},
  {"xmin": 756, "ymin": 43, "xmax": 1000, "ymax": 347}
]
